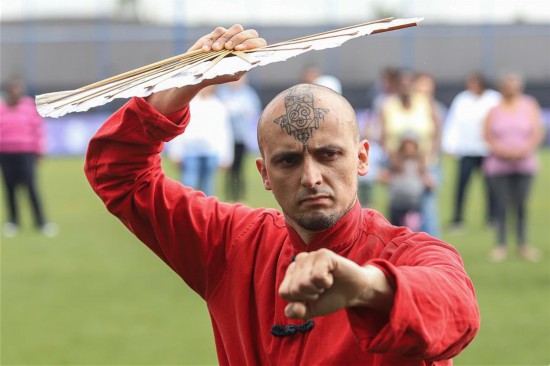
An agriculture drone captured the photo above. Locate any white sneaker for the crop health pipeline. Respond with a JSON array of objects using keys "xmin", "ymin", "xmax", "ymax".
[
  {"xmin": 41, "ymin": 222, "xmax": 59, "ymax": 238},
  {"xmin": 2, "ymin": 222, "xmax": 19, "ymax": 238},
  {"xmin": 489, "ymin": 247, "xmax": 507, "ymax": 262},
  {"xmin": 519, "ymin": 246, "xmax": 541, "ymax": 262}
]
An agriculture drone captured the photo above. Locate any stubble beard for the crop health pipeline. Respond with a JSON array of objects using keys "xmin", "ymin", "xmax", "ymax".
[{"xmin": 294, "ymin": 210, "xmax": 342, "ymax": 231}]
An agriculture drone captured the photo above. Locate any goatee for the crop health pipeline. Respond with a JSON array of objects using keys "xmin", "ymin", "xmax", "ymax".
[{"xmin": 293, "ymin": 210, "xmax": 342, "ymax": 231}]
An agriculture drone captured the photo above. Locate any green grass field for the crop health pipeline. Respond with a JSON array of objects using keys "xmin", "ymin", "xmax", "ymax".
[{"xmin": 1, "ymin": 151, "xmax": 549, "ymax": 365}]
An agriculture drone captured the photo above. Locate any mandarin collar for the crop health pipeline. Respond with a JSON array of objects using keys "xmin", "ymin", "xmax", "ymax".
[{"xmin": 286, "ymin": 200, "xmax": 362, "ymax": 253}]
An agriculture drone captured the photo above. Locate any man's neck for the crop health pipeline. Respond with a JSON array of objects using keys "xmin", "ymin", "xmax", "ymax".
[{"xmin": 284, "ymin": 216, "xmax": 317, "ymax": 245}]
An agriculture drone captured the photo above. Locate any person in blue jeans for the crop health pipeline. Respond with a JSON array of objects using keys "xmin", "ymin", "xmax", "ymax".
[
  {"xmin": 181, "ymin": 155, "xmax": 219, "ymax": 197},
  {"xmin": 166, "ymin": 86, "xmax": 233, "ymax": 197}
]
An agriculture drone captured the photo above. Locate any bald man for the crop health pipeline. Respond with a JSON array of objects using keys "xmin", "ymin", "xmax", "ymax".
[{"xmin": 85, "ymin": 25, "xmax": 479, "ymax": 365}]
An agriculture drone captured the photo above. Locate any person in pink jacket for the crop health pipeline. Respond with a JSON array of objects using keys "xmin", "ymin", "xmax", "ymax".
[
  {"xmin": 0, "ymin": 78, "xmax": 57, "ymax": 237},
  {"xmin": 483, "ymin": 74, "xmax": 545, "ymax": 262},
  {"xmin": 85, "ymin": 25, "xmax": 479, "ymax": 365}
]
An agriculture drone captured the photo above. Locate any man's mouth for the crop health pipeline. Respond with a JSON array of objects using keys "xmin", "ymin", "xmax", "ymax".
[{"xmin": 299, "ymin": 195, "xmax": 331, "ymax": 205}]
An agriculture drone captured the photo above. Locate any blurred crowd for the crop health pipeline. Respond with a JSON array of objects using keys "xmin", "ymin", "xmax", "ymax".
[
  {"xmin": 1, "ymin": 67, "xmax": 546, "ymax": 262},
  {"xmin": 356, "ymin": 67, "xmax": 545, "ymax": 262},
  {"xmin": 162, "ymin": 65, "xmax": 545, "ymax": 262}
]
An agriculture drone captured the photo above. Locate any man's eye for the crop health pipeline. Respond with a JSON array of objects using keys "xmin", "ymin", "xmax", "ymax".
[
  {"xmin": 320, "ymin": 151, "xmax": 338, "ymax": 160},
  {"xmin": 278, "ymin": 156, "xmax": 299, "ymax": 166}
]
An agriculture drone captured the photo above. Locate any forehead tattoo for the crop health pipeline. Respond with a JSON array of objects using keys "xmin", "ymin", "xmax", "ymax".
[{"xmin": 273, "ymin": 86, "xmax": 329, "ymax": 145}]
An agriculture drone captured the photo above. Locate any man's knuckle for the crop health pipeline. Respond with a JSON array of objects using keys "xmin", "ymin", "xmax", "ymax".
[
  {"xmin": 230, "ymin": 24, "xmax": 244, "ymax": 32},
  {"xmin": 295, "ymin": 252, "xmax": 308, "ymax": 261},
  {"xmin": 248, "ymin": 28, "xmax": 258, "ymax": 37},
  {"xmin": 317, "ymin": 248, "xmax": 332, "ymax": 257}
]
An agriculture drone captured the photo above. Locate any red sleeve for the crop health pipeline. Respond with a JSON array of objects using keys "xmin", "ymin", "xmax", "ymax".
[
  {"xmin": 347, "ymin": 240, "xmax": 480, "ymax": 361},
  {"xmin": 84, "ymin": 97, "xmax": 257, "ymax": 299}
]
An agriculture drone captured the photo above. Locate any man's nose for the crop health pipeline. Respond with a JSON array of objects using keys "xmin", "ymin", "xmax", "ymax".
[{"xmin": 300, "ymin": 158, "xmax": 322, "ymax": 188}]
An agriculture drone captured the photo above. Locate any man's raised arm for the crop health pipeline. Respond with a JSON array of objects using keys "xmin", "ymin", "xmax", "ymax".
[{"xmin": 84, "ymin": 26, "xmax": 266, "ymax": 298}]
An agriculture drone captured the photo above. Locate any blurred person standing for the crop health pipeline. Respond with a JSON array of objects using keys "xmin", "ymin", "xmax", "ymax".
[
  {"xmin": 379, "ymin": 132, "xmax": 435, "ymax": 231},
  {"xmin": 357, "ymin": 112, "xmax": 385, "ymax": 208},
  {"xmin": 166, "ymin": 85, "xmax": 233, "ymax": 197},
  {"xmin": 380, "ymin": 70, "xmax": 442, "ymax": 237},
  {"xmin": 0, "ymin": 78, "xmax": 57, "ymax": 237},
  {"xmin": 443, "ymin": 72, "xmax": 501, "ymax": 232},
  {"xmin": 356, "ymin": 136, "xmax": 384, "ymax": 208},
  {"xmin": 217, "ymin": 76, "xmax": 262, "ymax": 202},
  {"xmin": 414, "ymin": 72, "xmax": 447, "ymax": 129},
  {"xmin": 483, "ymin": 74, "xmax": 545, "ymax": 262},
  {"xmin": 368, "ymin": 67, "xmax": 400, "ymax": 143},
  {"xmin": 357, "ymin": 67, "xmax": 400, "ymax": 207},
  {"xmin": 301, "ymin": 65, "xmax": 343, "ymax": 94}
]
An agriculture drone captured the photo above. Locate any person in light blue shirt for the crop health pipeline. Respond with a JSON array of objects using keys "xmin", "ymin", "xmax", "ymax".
[{"xmin": 217, "ymin": 76, "xmax": 262, "ymax": 201}]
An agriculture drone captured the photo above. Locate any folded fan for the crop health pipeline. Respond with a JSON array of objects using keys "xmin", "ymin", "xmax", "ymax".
[{"xmin": 36, "ymin": 17, "xmax": 423, "ymax": 118}]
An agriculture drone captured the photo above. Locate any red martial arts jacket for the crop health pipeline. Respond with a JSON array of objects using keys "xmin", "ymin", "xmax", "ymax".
[{"xmin": 85, "ymin": 97, "xmax": 480, "ymax": 366}]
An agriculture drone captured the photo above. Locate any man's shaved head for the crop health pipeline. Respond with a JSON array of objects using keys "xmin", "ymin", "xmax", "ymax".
[
  {"xmin": 257, "ymin": 84, "xmax": 359, "ymax": 156},
  {"xmin": 254, "ymin": 83, "xmax": 370, "ymax": 242}
]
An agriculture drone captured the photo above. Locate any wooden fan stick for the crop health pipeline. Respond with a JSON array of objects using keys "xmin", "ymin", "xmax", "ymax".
[
  {"xmin": 241, "ymin": 46, "xmax": 312, "ymax": 53},
  {"xmin": 371, "ymin": 23, "xmax": 418, "ymax": 34},
  {"xmin": 107, "ymin": 49, "xmax": 264, "ymax": 99},
  {"xmin": 257, "ymin": 31, "xmax": 360, "ymax": 49},
  {"xmin": 99, "ymin": 50, "xmax": 223, "ymax": 93},
  {"xmin": 40, "ymin": 54, "xmax": 208, "ymax": 105},
  {"xmin": 46, "ymin": 48, "xmax": 227, "ymax": 105},
  {"xmin": 76, "ymin": 48, "xmax": 206, "ymax": 90},
  {"xmin": 263, "ymin": 17, "xmax": 393, "ymax": 49},
  {"xmin": 81, "ymin": 48, "xmax": 264, "ymax": 106},
  {"xmin": 55, "ymin": 51, "xmax": 224, "ymax": 109},
  {"xmin": 231, "ymin": 50, "xmax": 261, "ymax": 63},
  {"xmin": 194, "ymin": 50, "xmax": 233, "ymax": 78},
  {"xmin": 260, "ymin": 18, "xmax": 421, "ymax": 51},
  {"xmin": 105, "ymin": 51, "xmax": 232, "ymax": 100},
  {"xmin": 50, "ymin": 50, "xmax": 224, "ymax": 108}
]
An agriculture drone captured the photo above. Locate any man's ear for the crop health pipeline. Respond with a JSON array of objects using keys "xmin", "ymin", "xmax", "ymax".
[
  {"xmin": 357, "ymin": 139, "xmax": 370, "ymax": 176},
  {"xmin": 256, "ymin": 158, "xmax": 272, "ymax": 190}
]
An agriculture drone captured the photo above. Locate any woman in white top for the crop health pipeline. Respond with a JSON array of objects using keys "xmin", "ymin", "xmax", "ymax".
[{"xmin": 443, "ymin": 72, "xmax": 501, "ymax": 231}]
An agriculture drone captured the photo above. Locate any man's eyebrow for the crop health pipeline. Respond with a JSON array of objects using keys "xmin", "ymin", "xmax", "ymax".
[{"xmin": 310, "ymin": 144, "xmax": 345, "ymax": 153}]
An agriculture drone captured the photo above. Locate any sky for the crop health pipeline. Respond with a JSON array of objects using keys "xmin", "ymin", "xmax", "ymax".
[{"xmin": 1, "ymin": 0, "xmax": 549, "ymax": 25}]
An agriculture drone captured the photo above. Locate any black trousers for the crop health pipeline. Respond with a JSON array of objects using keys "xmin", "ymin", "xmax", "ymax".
[
  {"xmin": 0, "ymin": 153, "xmax": 46, "ymax": 227},
  {"xmin": 226, "ymin": 142, "xmax": 247, "ymax": 201},
  {"xmin": 452, "ymin": 155, "xmax": 496, "ymax": 224},
  {"xmin": 488, "ymin": 174, "xmax": 533, "ymax": 246}
]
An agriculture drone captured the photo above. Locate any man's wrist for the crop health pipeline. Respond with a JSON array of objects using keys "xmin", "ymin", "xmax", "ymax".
[
  {"xmin": 353, "ymin": 265, "xmax": 394, "ymax": 312},
  {"xmin": 146, "ymin": 82, "xmax": 205, "ymax": 115}
]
